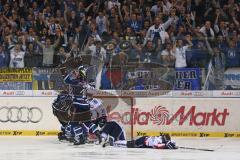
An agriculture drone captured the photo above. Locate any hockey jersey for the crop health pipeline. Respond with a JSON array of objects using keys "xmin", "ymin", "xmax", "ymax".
[
  {"xmin": 88, "ymin": 98, "xmax": 107, "ymax": 120},
  {"xmin": 64, "ymin": 73, "xmax": 85, "ymax": 95},
  {"xmin": 144, "ymin": 136, "xmax": 167, "ymax": 149}
]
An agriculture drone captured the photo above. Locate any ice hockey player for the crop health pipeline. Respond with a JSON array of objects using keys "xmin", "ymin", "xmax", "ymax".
[
  {"xmin": 85, "ymin": 88, "xmax": 107, "ymax": 143},
  {"xmin": 63, "ymin": 65, "xmax": 88, "ymax": 95},
  {"xmin": 103, "ymin": 133, "xmax": 178, "ymax": 149},
  {"xmin": 66, "ymin": 95, "xmax": 91, "ymax": 145},
  {"xmin": 59, "ymin": 65, "xmax": 89, "ymax": 145},
  {"xmin": 52, "ymin": 90, "xmax": 88, "ymax": 145},
  {"xmin": 52, "ymin": 91, "xmax": 72, "ymax": 141},
  {"xmin": 62, "ymin": 66, "xmax": 106, "ymax": 145},
  {"xmin": 98, "ymin": 118, "xmax": 126, "ymax": 145}
]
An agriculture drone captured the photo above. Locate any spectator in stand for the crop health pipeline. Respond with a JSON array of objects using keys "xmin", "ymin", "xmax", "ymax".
[
  {"xmin": 225, "ymin": 40, "xmax": 240, "ymax": 68},
  {"xmin": 96, "ymin": 11, "xmax": 109, "ymax": 35},
  {"xmin": 162, "ymin": 0, "xmax": 172, "ymax": 15},
  {"xmin": 0, "ymin": 0, "xmax": 239, "ymax": 90},
  {"xmin": 140, "ymin": 39, "xmax": 161, "ymax": 63},
  {"xmin": 9, "ymin": 43, "xmax": 25, "ymax": 68},
  {"xmin": 35, "ymin": 35, "xmax": 60, "ymax": 67},
  {"xmin": 128, "ymin": 13, "xmax": 142, "ymax": 34},
  {"xmin": 205, "ymin": 37, "xmax": 226, "ymax": 90},
  {"xmin": 174, "ymin": 35, "xmax": 193, "ymax": 68},
  {"xmin": 25, "ymin": 43, "xmax": 40, "ymax": 56},
  {"xmin": 24, "ymin": 42, "xmax": 42, "ymax": 67},
  {"xmin": 144, "ymin": 16, "xmax": 173, "ymax": 46},
  {"xmin": 73, "ymin": 25, "xmax": 88, "ymax": 51},
  {"xmin": 151, "ymin": 1, "xmax": 162, "ymax": 16},
  {"xmin": 56, "ymin": 46, "xmax": 71, "ymax": 65},
  {"xmin": 107, "ymin": 0, "xmax": 121, "ymax": 11},
  {"xmin": 68, "ymin": 42, "xmax": 80, "ymax": 58},
  {"xmin": 86, "ymin": 38, "xmax": 107, "ymax": 88},
  {"xmin": 0, "ymin": 44, "xmax": 9, "ymax": 67},
  {"xmin": 199, "ymin": 21, "xmax": 215, "ymax": 40},
  {"xmin": 159, "ymin": 42, "xmax": 175, "ymax": 67},
  {"xmin": 86, "ymin": 38, "xmax": 106, "ymax": 64},
  {"xmin": 214, "ymin": 9, "xmax": 228, "ymax": 38}
]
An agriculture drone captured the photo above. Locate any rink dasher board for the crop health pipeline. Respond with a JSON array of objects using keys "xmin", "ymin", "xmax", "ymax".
[
  {"xmin": 1, "ymin": 96, "xmax": 240, "ymax": 138},
  {"xmin": 1, "ymin": 90, "xmax": 240, "ymax": 98},
  {"xmin": 1, "ymin": 130, "xmax": 240, "ymax": 138}
]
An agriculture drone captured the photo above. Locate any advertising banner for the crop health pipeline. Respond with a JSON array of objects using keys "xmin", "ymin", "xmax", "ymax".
[
  {"xmin": 106, "ymin": 97, "xmax": 240, "ymax": 138},
  {"xmin": 224, "ymin": 68, "xmax": 240, "ymax": 89},
  {"xmin": 174, "ymin": 68, "xmax": 201, "ymax": 90},
  {"xmin": 0, "ymin": 97, "xmax": 60, "ymax": 136},
  {"xmin": 0, "ymin": 90, "xmax": 33, "ymax": 96},
  {"xmin": 0, "ymin": 68, "xmax": 32, "ymax": 82},
  {"xmin": 0, "ymin": 68, "xmax": 32, "ymax": 90},
  {"xmin": 1, "ymin": 96, "xmax": 240, "ymax": 138},
  {"xmin": 32, "ymin": 90, "xmax": 59, "ymax": 97}
]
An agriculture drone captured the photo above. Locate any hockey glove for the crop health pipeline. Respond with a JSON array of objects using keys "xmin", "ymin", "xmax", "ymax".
[{"xmin": 166, "ymin": 141, "xmax": 178, "ymax": 149}]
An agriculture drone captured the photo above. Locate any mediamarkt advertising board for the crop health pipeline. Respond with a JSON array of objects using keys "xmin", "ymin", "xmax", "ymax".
[
  {"xmin": 106, "ymin": 97, "xmax": 240, "ymax": 138},
  {"xmin": 0, "ymin": 96, "xmax": 240, "ymax": 138}
]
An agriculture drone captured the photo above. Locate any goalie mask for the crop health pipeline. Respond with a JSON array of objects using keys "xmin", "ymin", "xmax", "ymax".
[{"xmin": 78, "ymin": 65, "xmax": 87, "ymax": 78}]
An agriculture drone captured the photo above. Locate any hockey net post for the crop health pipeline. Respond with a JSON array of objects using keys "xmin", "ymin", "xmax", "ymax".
[{"xmin": 94, "ymin": 95, "xmax": 134, "ymax": 141}]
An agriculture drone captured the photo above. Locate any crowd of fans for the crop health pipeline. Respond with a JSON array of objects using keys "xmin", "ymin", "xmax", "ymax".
[{"xmin": 0, "ymin": 0, "xmax": 240, "ymax": 89}]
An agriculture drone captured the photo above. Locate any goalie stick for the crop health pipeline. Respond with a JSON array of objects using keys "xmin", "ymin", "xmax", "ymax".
[{"xmin": 178, "ymin": 146, "xmax": 214, "ymax": 152}]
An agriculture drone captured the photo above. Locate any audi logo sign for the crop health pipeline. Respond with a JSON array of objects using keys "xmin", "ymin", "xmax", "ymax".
[{"xmin": 0, "ymin": 107, "xmax": 43, "ymax": 123}]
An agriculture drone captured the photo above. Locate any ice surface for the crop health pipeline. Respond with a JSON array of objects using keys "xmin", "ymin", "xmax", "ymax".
[{"xmin": 0, "ymin": 137, "xmax": 240, "ymax": 160}]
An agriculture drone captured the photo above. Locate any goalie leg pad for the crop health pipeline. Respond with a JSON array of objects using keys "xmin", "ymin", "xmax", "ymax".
[
  {"xmin": 73, "ymin": 126, "xmax": 83, "ymax": 137},
  {"xmin": 89, "ymin": 123, "xmax": 98, "ymax": 134},
  {"xmin": 65, "ymin": 124, "xmax": 72, "ymax": 140}
]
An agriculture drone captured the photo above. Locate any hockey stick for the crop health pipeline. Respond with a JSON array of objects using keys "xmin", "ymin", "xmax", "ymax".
[{"xmin": 178, "ymin": 146, "xmax": 214, "ymax": 152}]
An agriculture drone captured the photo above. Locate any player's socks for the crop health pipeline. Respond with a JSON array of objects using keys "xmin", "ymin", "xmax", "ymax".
[{"xmin": 73, "ymin": 126, "xmax": 85, "ymax": 145}]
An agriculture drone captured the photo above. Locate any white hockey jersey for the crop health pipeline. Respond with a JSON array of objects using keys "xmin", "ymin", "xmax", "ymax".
[
  {"xmin": 89, "ymin": 98, "xmax": 107, "ymax": 120},
  {"xmin": 145, "ymin": 136, "xmax": 164, "ymax": 148}
]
